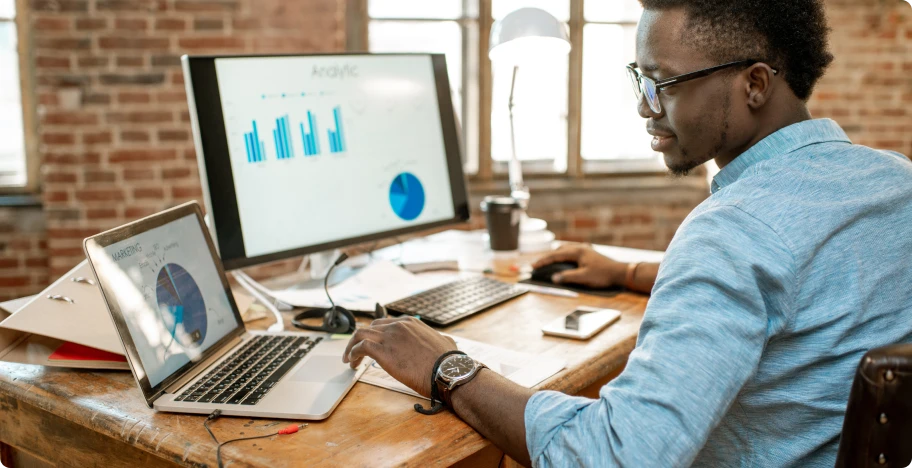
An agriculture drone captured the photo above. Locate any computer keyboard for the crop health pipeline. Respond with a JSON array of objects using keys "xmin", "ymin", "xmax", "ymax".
[
  {"xmin": 385, "ymin": 276, "xmax": 527, "ymax": 326},
  {"xmin": 175, "ymin": 334, "xmax": 321, "ymax": 406}
]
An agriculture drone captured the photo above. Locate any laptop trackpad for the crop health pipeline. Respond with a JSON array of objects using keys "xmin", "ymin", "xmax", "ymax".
[{"xmin": 291, "ymin": 356, "xmax": 356, "ymax": 384}]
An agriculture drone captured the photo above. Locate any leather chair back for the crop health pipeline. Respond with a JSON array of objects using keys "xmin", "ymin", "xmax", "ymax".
[{"xmin": 836, "ymin": 343, "xmax": 912, "ymax": 467}]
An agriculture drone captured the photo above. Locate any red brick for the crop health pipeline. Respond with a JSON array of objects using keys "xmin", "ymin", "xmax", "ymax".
[
  {"xmin": 107, "ymin": 111, "xmax": 173, "ymax": 124},
  {"xmin": 155, "ymin": 18, "xmax": 187, "ymax": 31},
  {"xmin": 75, "ymin": 189, "xmax": 126, "ymax": 202},
  {"xmin": 118, "ymin": 92, "xmax": 152, "ymax": 104},
  {"xmin": 45, "ymin": 172, "xmax": 78, "ymax": 183},
  {"xmin": 115, "ymin": 18, "xmax": 148, "ymax": 30},
  {"xmin": 162, "ymin": 167, "xmax": 191, "ymax": 179},
  {"xmin": 0, "ymin": 259, "xmax": 20, "ymax": 269},
  {"xmin": 172, "ymin": 185, "xmax": 203, "ymax": 198},
  {"xmin": 134, "ymin": 187, "xmax": 166, "ymax": 199},
  {"xmin": 86, "ymin": 208, "xmax": 119, "ymax": 220},
  {"xmin": 159, "ymin": 129, "xmax": 189, "ymax": 141},
  {"xmin": 48, "ymin": 248, "xmax": 85, "ymax": 258},
  {"xmin": 0, "ymin": 277, "xmax": 30, "ymax": 288},
  {"xmin": 124, "ymin": 168, "xmax": 156, "ymax": 180},
  {"xmin": 84, "ymin": 170, "xmax": 117, "ymax": 183},
  {"xmin": 116, "ymin": 56, "xmax": 146, "ymax": 67},
  {"xmin": 573, "ymin": 217, "xmax": 598, "ymax": 229},
  {"xmin": 125, "ymin": 207, "xmax": 160, "ymax": 219},
  {"xmin": 121, "ymin": 130, "xmax": 150, "ymax": 142},
  {"xmin": 98, "ymin": 37, "xmax": 170, "ymax": 50},
  {"xmin": 35, "ymin": 38, "xmax": 91, "ymax": 50},
  {"xmin": 25, "ymin": 257, "xmax": 48, "ymax": 268},
  {"xmin": 34, "ymin": 17, "xmax": 71, "ymax": 31},
  {"xmin": 44, "ymin": 191, "xmax": 70, "ymax": 203},
  {"xmin": 75, "ymin": 18, "xmax": 107, "ymax": 31},
  {"xmin": 83, "ymin": 131, "xmax": 113, "ymax": 145},
  {"xmin": 174, "ymin": 0, "xmax": 240, "ymax": 12},
  {"xmin": 109, "ymin": 149, "xmax": 178, "ymax": 163},
  {"xmin": 157, "ymin": 91, "xmax": 187, "ymax": 103},
  {"xmin": 42, "ymin": 111, "xmax": 99, "ymax": 126},
  {"xmin": 42, "ymin": 133, "xmax": 76, "ymax": 145},
  {"xmin": 178, "ymin": 37, "xmax": 245, "ymax": 50},
  {"xmin": 77, "ymin": 56, "xmax": 109, "ymax": 68}
]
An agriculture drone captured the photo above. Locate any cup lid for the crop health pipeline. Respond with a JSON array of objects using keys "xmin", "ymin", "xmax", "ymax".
[{"xmin": 481, "ymin": 196, "xmax": 521, "ymax": 211}]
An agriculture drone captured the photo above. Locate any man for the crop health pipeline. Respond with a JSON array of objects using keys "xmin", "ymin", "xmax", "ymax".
[{"xmin": 344, "ymin": 0, "xmax": 912, "ymax": 465}]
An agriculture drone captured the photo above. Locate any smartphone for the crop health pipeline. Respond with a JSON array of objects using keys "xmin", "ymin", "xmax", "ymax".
[{"xmin": 541, "ymin": 306, "xmax": 622, "ymax": 340}]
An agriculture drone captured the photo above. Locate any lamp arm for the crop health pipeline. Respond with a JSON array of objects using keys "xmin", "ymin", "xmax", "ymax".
[{"xmin": 507, "ymin": 65, "xmax": 529, "ymax": 209}]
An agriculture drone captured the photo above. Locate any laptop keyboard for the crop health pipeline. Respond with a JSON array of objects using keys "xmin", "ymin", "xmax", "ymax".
[{"xmin": 174, "ymin": 335, "xmax": 321, "ymax": 406}]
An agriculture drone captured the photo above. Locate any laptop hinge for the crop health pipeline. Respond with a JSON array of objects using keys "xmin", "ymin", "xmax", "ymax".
[{"xmin": 162, "ymin": 333, "xmax": 246, "ymax": 395}]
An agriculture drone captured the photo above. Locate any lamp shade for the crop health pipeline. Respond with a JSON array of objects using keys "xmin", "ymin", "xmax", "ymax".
[{"xmin": 489, "ymin": 8, "xmax": 570, "ymax": 65}]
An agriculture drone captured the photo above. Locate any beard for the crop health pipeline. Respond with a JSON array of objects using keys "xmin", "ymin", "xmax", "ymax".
[{"xmin": 665, "ymin": 92, "xmax": 731, "ymax": 178}]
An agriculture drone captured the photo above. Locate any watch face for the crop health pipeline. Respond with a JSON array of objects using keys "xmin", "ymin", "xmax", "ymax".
[{"xmin": 440, "ymin": 355, "xmax": 477, "ymax": 380}]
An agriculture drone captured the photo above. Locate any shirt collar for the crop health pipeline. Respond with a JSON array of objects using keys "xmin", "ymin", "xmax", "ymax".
[{"xmin": 710, "ymin": 119, "xmax": 851, "ymax": 194}]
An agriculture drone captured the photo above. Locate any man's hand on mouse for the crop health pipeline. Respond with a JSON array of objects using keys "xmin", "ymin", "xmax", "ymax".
[{"xmin": 532, "ymin": 245, "xmax": 628, "ymax": 288}]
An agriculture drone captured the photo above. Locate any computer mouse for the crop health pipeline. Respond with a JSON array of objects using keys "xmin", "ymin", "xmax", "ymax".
[{"xmin": 530, "ymin": 262, "xmax": 579, "ymax": 284}]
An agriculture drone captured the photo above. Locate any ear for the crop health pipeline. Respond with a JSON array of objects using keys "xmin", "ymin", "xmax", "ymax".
[{"xmin": 743, "ymin": 63, "xmax": 776, "ymax": 109}]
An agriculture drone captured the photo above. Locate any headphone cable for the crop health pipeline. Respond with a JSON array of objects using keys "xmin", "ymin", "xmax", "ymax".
[{"xmin": 323, "ymin": 252, "xmax": 349, "ymax": 324}]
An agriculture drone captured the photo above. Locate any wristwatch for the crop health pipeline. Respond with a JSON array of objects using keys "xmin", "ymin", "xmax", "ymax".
[{"xmin": 435, "ymin": 353, "xmax": 488, "ymax": 409}]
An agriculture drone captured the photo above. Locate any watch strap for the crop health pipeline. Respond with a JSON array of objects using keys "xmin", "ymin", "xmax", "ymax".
[
  {"xmin": 439, "ymin": 362, "xmax": 487, "ymax": 410},
  {"xmin": 414, "ymin": 350, "xmax": 465, "ymax": 415}
]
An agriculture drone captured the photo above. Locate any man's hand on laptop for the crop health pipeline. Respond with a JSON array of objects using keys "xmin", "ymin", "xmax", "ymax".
[
  {"xmin": 343, "ymin": 316, "xmax": 456, "ymax": 397},
  {"xmin": 533, "ymin": 245, "xmax": 627, "ymax": 288}
]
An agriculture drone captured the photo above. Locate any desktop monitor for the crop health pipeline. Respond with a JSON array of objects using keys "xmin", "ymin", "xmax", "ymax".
[{"xmin": 182, "ymin": 53, "xmax": 470, "ymax": 270}]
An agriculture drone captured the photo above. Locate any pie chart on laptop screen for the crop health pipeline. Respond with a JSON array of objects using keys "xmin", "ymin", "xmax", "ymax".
[
  {"xmin": 389, "ymin": 172, "xmax": 426, "ymax": 221},
  {"xmin": 156, "ymin": 263, "xmax": 208, "ymax": 349}
]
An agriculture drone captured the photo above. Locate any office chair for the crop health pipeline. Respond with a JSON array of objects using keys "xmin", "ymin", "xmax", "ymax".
[{"xmin": 836, "ymin": 343, "xmax": 912, "ymax": 467}]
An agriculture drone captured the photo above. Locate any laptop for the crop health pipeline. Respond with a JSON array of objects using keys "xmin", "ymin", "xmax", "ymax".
[{"xmin": 83, "ymin": 201, "xmax": 368, "ymax": 420}]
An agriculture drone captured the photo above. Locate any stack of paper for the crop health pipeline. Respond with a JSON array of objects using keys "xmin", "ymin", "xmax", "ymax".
[{"xmin": 359, "ymin": 334, "xmax": 566, "ymax": 399}]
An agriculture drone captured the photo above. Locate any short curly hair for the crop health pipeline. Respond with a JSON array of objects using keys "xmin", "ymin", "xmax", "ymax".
[{"xmin": 638, "ymin": 0, "xmax": 833, "ymax": 101}]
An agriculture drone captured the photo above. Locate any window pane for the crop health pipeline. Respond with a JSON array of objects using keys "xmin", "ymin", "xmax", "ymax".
[
  {"xmin": 585, "ymin": 0, "xmax": 642, "ymax": 23},
  {"xmin": 0, "ymin": 0, "xmax": 14, "ymax": 19},
  {"xmin": 491, "ymin": 57, "xmax": 568, "ymax": 164},
  {"xmin": 369, "ymin": 20, "xmax": 479, "ymax": 173},
  {"xmin": 493, "ymin": 0, "xmax": 569, "ymax": 21},
  {"xmin": 0, "ymin": 21, "xmax": 26, "ymax": 185},
  {"xmin": 368, "ymin": 0, "xmax": 462, "ymax": 19},
  {"xmin": 581, "ymin": 24, "xmax": 657, "ymax": 161}
]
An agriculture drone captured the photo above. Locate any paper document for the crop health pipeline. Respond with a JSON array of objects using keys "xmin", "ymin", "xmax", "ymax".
[
  {"xmin": 359, "ymin": 334, "xmax": 566, "ymax": 399},
  {"xmin": 266, "ymin": 261, "xmax": 451, "ymax": 312}
]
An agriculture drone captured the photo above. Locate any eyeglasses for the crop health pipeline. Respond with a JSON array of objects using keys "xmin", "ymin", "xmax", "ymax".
[{"xmin": 626, "ymin": 60, "xmax": 779, "ymax": 114}]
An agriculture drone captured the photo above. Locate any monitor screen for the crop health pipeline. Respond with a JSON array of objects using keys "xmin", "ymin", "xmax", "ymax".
[
  {"xmin": 87, "ymin": 213, "xmax": 242, "ymax": 388},
  {"xmin": 183, "ymin": 54, "xmax": 470, "ymax": 269}
]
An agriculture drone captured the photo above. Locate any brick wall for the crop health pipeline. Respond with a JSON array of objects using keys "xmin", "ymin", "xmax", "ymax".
[
  {"xmin": 0, "ymin": 0, "xmax": 907, "ymax": 300},
  {"xmin": 808, "ymin": 0, "xmax": 912, "ymax": 156},
  {"xmin": 30, "ymin": 0, "xmax": 346, "ymax": 280}
]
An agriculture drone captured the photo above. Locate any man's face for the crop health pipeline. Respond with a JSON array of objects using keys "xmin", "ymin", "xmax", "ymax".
[{"xmin": 635, "ymin": 8, "xmax": 753, "ymax": 175}]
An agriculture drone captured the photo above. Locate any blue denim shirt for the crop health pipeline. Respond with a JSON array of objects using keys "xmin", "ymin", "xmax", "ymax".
[{"xmin": 525, "ymin": 119, "xmax": 912, "ymax": 467}]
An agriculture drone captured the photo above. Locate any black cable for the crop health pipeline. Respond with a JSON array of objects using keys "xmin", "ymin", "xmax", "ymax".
[{"xmin": 204, "ymin": 410, "xmax": 305, "ymax": 468}]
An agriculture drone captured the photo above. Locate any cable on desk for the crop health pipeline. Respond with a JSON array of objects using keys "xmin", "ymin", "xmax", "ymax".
[{"xmin": 204, "ymin": 410, "xmax": 307, "ymax": 468}]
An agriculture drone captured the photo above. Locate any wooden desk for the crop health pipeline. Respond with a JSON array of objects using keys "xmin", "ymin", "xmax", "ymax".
[{"xmin": 0, "ymin": 234, "xmax": 657, "ymax": 467}]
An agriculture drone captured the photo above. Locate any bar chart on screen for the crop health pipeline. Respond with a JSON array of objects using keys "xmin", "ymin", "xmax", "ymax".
[{"xmin": 239, "ymin": 105, "xmax": 348, "ymax": 164}]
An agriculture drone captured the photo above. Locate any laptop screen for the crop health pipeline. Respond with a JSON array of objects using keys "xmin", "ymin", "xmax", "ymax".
[{"xmin": 87, "ymin": 213, "xmax": 242, "ymax": 387}]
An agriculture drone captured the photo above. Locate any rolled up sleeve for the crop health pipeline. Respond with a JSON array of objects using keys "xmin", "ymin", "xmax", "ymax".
[{"xmin": 525, "ymin": 205, "xmax": 795, "ymax": 467}]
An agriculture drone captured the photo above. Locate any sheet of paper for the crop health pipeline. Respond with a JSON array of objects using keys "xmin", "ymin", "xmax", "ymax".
[
  {"xmin": 359, "ymin": 334, "xmax": 566, "ymax": 399},
  {"xmin": 267, "ymin": 261, "xmax": 451, "ymax": 311}
]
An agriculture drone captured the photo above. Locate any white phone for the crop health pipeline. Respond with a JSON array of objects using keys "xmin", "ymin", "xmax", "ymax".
[{"xmin": 541, "ymin": 306, "xmax": 622, "ymax": 340}]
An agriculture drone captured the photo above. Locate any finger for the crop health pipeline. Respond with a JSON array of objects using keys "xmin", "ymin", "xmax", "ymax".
[
  {"xmin": 342, "ymin": 327, "xmax": 385, "ymax": 363},
  {"xmin": 370, "ymin": 316, "xmax": 413, "ymax": 327},
  {"xmin": 532, "ymin": 246, "xmax": 583, "ymax": 269},
  {"xmin": 347, "ymin": 339, "xmax": 383, "ymax": 368},
  {"xmin": 552, "ymin": 266, "xmax": 592, "ymax": 285}
]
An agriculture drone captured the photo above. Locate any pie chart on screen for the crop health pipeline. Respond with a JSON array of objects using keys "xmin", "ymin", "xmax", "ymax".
[
  {"xmin": 156, "ymin": 263, "xmax": 208, "ymax": 349},
  {"xmin": 389, "ymin": 172, "xmax": 425, "ymax": 221}
]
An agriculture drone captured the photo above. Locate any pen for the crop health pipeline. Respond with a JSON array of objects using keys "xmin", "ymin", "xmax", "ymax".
[{"xmin": 520, "ymin": 284, "xmax": 579, "ymax": 298}]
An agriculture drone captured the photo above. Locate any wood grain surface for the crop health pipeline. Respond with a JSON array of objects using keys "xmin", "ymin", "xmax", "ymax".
[{"xmin": 0, "ymin": 240, "xmax": 651, "ymax": 467}]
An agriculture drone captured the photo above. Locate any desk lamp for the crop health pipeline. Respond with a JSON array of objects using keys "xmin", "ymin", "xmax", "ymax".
[{"xmin": 489, "ymin": 8, "xmax": 570, "ymax": 246}]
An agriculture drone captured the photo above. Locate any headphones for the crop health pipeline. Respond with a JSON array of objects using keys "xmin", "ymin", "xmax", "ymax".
[{"xmin": 291, "ymin": 253, "xmax": 357, "ymax": 334}]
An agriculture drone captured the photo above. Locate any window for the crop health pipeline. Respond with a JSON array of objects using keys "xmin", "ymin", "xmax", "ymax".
[
  {"xmin": 358, "ymin": 0, "xmax": 663, "ymax": 179},
  {"xmin": 0, "ymin": 0, "xmax": 27, "ymax": 188}
]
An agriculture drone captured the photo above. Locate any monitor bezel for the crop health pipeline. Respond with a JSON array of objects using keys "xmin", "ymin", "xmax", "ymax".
[
  {"xmin": 83, "ymin": 201, "xmax": 247, "ymax": 407},
  {"xmin": 183, "ymin": 53, "xmax": 471, "ymax": 270}
]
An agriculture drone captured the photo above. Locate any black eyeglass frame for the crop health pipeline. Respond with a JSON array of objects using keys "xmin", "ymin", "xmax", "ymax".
[{"xmin": 626, "ymin": 59, "xmax": 779, "ymax": 111}]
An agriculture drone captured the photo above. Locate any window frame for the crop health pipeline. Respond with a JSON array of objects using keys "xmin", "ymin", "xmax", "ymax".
[
  {"xmin": 0, "ymin": 0, "xmax": 38, "ymax": 193},
  {"xmin": 349, "ymin": 0, "xmax": 671, "ymax": 184}
]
